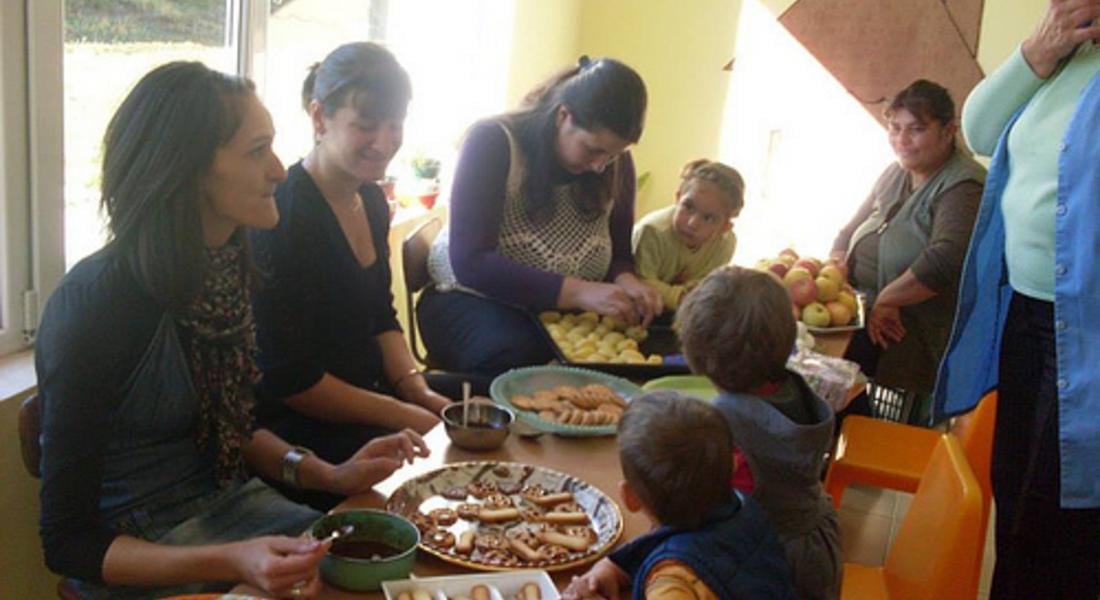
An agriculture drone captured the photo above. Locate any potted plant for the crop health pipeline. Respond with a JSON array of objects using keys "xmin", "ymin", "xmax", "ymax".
[{"xmin": 410, "ymin": 155, "xmax": 441, "ymax": 209}]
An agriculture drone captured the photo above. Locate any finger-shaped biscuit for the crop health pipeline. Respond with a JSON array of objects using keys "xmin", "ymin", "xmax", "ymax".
[
  {"xmin": 478, "ymin": 507, "xmax": 521, "ymax": 523},
  {"xmin": 455, "ymin": 530, "xmax": 475, "ymax": 554},
  {"xmin": 508, "ymin": 535, "xmax": 544, "ymax": 562},
  {"xmin": 542, "ymin": 511, "xmax": 589, "ymax": 525},
  {"xmin": 537, "ymin": 529, "xmax": 594, "ymax": 552},
  {"xmin": 521, "ymin": 582, "xmax": 542, "ymax": 600},
  {"xmin": 471, "ymin": 584, "xmax": 492, "ymax": 600},
  {"xmin": 529, "ymin": 491, "xmax": 574, "ymax": 507}
]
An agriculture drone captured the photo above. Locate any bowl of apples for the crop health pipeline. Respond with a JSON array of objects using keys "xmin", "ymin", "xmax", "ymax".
[{"xmin": 755, "ymin": 248, "xmax": 865, "ymax": 333}]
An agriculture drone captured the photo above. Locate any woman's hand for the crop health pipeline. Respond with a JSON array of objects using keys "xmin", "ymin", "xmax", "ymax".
[
  {"xmin": 614, "ymin": 273, "xmax": 664, "ymax": 327},
  {"xmin": 559, "ymin": 278, "xmax": 638, "ymax": 325},
  {"xmin": 231, "ymin": 536, "xmax": 329, "ymax": 599},
  {"xmin": 563, "ymin": 558, "xmax": 629, "ymax": 600},
  {"xmin": 1023, "ymin": 0, "xmax": 1100, "ymax": 78},
  {"xmin": 867, "ymin": 303, "xmax": 907, "ymax": 348},
  {"xmin": 328, "ymin": 429, "xmax": 430, "ymax": 495}
]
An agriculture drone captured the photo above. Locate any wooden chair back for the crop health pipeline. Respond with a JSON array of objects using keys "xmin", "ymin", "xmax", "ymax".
[{"xmin": 402, "ymin": 217, "xmax": 442, "ymax": 366}]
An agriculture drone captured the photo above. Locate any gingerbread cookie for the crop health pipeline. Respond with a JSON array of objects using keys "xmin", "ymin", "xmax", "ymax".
[
  {"xmin": 429, "ymin": 507, "xmax": 457, "ymax": 526},
  {"xmin": 423, "ymin": 528, "xmax": 456, "ymax": 549},
  {"xmin": 467, "ymin": 480, "xmax": 498, "ymax": 498}
]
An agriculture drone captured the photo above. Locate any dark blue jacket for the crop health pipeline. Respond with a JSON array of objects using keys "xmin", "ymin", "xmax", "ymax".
[{"xmin": 609, "ymin": 492, "xmax": 796, "ymax": 599}]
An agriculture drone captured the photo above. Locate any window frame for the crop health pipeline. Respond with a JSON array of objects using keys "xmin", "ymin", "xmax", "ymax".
[
  {"xmin": 3, "ymin": 0, "xmax": 256, "ymax": 359},
  {"xmin": 0, "ymin": 0, "xmax": 33, "ymax": 356}
]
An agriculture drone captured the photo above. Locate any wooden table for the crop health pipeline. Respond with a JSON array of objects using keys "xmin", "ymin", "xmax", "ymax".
[
  {"xmin": 237, "ymin": 330, "xmax": 855, "ymax": 598},
  {"xmin": 237, "ymin": 426, "xmax": 645, "ymax": 599}
]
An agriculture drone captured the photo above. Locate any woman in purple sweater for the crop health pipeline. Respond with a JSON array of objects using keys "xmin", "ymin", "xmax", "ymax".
[{"xmin": 419, "ymin": 56, "xmax": 662, "ymax": 375}]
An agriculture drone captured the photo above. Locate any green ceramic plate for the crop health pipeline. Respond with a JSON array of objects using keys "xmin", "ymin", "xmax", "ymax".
[
  {"xmin": 641, "ymin": 375, "xmax": 718, "ymax": 402},
  {"xmin": 489, "ymin": 365, "xmax": 643, "ymax": 436}
]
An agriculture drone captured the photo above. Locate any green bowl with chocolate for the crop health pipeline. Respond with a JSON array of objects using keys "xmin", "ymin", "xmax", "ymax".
[{"xmin": 310, "ymin": 509, "xmax": 419, "ymax": 591}]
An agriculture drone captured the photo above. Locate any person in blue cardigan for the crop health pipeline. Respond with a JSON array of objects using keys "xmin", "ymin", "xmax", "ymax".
[
  {"xmin": 563, "ymin": 392, "xmax": 794, "ymax": 599},
  {"xmin": 933, "ymin": 2, "xmax": 1100, "ymax": 597}
]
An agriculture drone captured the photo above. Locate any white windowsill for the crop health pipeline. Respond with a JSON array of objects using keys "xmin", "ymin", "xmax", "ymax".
[{"xmin": 0, "ymin": 349, "xmax": 35, "ymax": 403}]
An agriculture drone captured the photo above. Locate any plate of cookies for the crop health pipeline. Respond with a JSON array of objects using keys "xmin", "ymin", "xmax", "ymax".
[
  {"xmin": 385, "ymin": 461, "xmax": 623, "ymax": 572},
  {"xmin": 382, "ymin": 570, "xmax": 557, "ymax": 600},
  {"xmin": 489, "ymin": 366, "xmax": 642, "ymax": 436}
]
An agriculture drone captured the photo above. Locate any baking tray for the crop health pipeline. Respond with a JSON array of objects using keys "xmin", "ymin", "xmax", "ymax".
[{"xmin": 531, "ymin": 312, "xmax": 691, "ymax": 380}]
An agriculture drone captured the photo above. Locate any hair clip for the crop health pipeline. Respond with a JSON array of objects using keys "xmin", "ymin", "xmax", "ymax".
[{"xmin": 577, "ymin": 55, "xmax": 592, "ymax": 69}]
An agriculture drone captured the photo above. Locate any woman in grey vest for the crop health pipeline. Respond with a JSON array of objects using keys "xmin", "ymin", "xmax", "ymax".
[
  {"xmin": 831, "ymin": 80, "xmax": 986, "ymax": 408},
  {"xmin": 417, "ymin": 56, "xmax": 662, "ymax": 376}
]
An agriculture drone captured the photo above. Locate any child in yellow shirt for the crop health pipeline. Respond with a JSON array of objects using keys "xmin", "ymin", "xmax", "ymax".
[
  {"xmin": 563, "ymin": 392, "xmax": 795, "ymax": 600},
  {"xmin": 632, "ymin": 160, "xmax": 744, "ymax": 311}
]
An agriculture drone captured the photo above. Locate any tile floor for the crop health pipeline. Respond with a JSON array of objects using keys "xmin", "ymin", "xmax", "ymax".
[{"xmin": 837, "ymin": 483, "xmax": 996, "ymax": 599}]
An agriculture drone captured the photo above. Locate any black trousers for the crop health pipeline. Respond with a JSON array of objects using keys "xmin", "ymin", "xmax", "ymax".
[{"xmin": 991, "ymin": 293, "xmax": 1100, "ymax": 599}]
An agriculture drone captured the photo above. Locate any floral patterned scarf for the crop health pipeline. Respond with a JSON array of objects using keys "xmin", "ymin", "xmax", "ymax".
[{"xmin": 176, "ymin": 240, "xmax": 260, "ymax": 486}]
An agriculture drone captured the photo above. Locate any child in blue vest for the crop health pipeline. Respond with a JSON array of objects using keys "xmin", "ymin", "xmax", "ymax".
[
  {"xmin": 678, "ymin": 266, "xmax": 842, "ymax": 600},
  {"xmin": 563, "ymin": 391, "xmax": 795, "ymax": 599}
]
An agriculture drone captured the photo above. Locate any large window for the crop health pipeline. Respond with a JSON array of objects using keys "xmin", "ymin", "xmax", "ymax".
[
  {"xmin": 6, "ymin": 0, "xmax": 513, "ymax": 357},
  {"xmin": 719, "ymin": 0, "xmax": 895, "ymax": 265},
  {"xmin": 260, "ymin": 0, "xmax": 512, "ymax": 208},
  {"xmin": 63, "ymin": 0, "xmax": 237, "ymax": 267},
  {"xmin": 60, "ymin": 0, "xmax": 512, "ymax": 269}
]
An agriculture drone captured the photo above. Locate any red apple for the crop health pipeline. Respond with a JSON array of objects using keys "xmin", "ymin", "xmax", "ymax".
[
  {"xmin": 778, "ymin": 247, "xmax": 800, "ymax": 261},
  {"xmin": 789, "ymin": 277, "xmax": 818, "ymax": 307},
  {"xmin": 826, "ymin": 301, "xmax": 853, "ymax": 326},
  {"xmin": 767, "ymin": 261, "xmax": 790, "ymax": 279},
  {"xmin": 793, "ymin": 258, "xmax": 821, "ymax": 278},
  {"xmin": 801, "ymin": 302, "xmax": 832, "ymax": 327}
]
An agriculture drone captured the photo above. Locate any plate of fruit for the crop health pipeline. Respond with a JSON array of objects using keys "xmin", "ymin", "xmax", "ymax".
[{"xmin": 755, "ymin": 248, "xmax": 865, "ymax": 333}]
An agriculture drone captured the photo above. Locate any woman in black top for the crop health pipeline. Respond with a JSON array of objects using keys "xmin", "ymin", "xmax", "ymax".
[
  {"xmin": 250, "ymin": 43, "xmax": 449, "ymax": 504},
  {"xmin": 36, "ymin": 62, "xmax": 427, "ymax": 598}
]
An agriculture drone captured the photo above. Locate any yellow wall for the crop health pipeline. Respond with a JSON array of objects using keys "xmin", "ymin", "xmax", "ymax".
[
  {"xmin": 977, "ymin": 0, "xmax": 1046, "ymax": 72},
  {"xmin": 1, "ymin": 389, "xmax": 58, "ymax": 599},
  {"xmin": 576, "ymin": 0, "xmax": 742, "ymax": 219},
  {"xmin": 505, "ymin": 0, "xmax": 583, "ymax": 107}
]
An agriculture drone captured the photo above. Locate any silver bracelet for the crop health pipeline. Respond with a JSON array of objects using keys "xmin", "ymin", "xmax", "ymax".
[{"xmin": 281, "ymin": 446, "xmax": 314, "ymax": 488}]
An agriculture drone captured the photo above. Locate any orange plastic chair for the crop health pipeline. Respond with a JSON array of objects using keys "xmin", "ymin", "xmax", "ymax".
[
  {"xmin": 824, "ymin": 391, "xmax": 996, "ymax": 509},
  {"xmin": 841, "ymin": 434, "xmax": 984, "ymax": 600}
]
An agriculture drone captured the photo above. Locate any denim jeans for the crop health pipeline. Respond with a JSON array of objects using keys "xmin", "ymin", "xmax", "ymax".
[
  {"xmin": 71, "ymin": 478, "xmax": 319, "ymax": 599},
  {"xmin": 416, "ymin": 287, "xmax": 555, "ymax": 377}
]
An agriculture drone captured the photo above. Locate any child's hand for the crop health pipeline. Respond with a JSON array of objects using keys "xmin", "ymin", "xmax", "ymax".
[{"xmin": 563, "ymin": 558, "xmax": 629, "ymax": 600}]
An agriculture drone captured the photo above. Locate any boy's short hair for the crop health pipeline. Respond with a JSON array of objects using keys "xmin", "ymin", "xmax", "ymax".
[
  {"xmin": 677, "ymin": 266, "xmax": 795, "ymax": 393},
  {"xmin": 678, "ymin": 159, "xmax": 746, "ymax": 218},
  {"xmin": 618, "ymin": 391, "xmax": 733, "ymax": 529}
]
